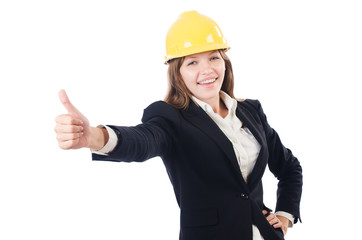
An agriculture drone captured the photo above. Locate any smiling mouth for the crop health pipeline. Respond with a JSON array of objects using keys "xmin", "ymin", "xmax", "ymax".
[{"xmin": 198, "ymin": 78, "xmax": 217, "ymax": 85}]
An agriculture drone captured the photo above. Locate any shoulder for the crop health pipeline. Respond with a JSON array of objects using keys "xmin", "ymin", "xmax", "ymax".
[
  {"xmin": 141, "ymin": 101, "xmax": 181, "ymax": 124},
  {"xmin": 237, "ymin": 99, "xmax": 270, "ymax": 124},
  {"xmin": 237, "ymin": 99, "xmax": 263, "ymax": 113}
]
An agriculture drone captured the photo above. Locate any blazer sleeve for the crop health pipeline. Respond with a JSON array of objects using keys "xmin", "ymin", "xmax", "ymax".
[
  {"xmin": 255, "ymin": 100, "xmax": 303, "ymax": 223},
  {"xmin": 92, "ymin": 101, "xmax": 179, "ymax": 163}
]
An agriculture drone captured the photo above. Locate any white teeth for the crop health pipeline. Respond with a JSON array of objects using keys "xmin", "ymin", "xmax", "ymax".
[{"xmin": 199, "ymin": 78, "xmax": 216, "ymax": 84}]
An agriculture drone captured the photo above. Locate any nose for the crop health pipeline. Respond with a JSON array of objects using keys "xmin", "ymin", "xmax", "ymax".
[{"xmin": 199, "ymin": 60, "xmax": 213, "ymax": 75}]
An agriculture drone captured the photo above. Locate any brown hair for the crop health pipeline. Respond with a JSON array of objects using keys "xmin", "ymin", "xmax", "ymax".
[{"xmin": 165, "ymin": 50, "xmax": 236, "ymax": 109}]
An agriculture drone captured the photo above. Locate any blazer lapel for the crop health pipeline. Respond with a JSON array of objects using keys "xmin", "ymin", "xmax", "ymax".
[
  {"xmin": 183, "ymin": 102, "xmax": 248, "ymax": 188},
  {"xmin": 235, "ymin": 102, "xmax": 268, "ymax": 190}
]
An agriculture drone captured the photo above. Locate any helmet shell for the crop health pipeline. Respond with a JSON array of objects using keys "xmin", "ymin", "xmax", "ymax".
[{"xmin": 165, "ymin": 11, "xmax": 230, "ymax": 64}]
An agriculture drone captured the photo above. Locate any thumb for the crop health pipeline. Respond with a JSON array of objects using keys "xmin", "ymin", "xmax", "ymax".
[{"xmin": 58, "ymin": 89, "xmax": 80, "ymax": 116}]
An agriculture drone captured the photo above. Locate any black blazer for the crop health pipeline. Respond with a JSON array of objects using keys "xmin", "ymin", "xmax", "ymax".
[{"xmin": 92, "ymin": 99, "xmax": 303, "ymax": 240}]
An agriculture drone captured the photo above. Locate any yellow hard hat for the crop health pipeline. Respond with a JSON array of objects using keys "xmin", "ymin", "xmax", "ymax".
[{"xmin": 165, "ymin": 11, "xmax": 230, "ymax": 64}]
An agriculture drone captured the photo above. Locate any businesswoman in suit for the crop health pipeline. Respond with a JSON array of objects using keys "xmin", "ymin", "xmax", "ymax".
[{"xmin": 55, "ymin": 11, "xmax": 302, "ymax": 240}]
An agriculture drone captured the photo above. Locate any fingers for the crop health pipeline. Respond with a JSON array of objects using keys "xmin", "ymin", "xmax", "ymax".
[
  {"xmin": 56, "ymin": 132, "xmax": 84, "ymax": 141},
  {"xmin": 55, "ymin": 128, "xmax": 83, "ymax": 150},
  {"xmin": 55, "ymin": 114, "xmax": 84, "ymax": 150},
  {"xmin": 58, "ymin": 138, "xmax": 80, "ymax": 150},
  {"xmin": 263, "ymin": 211, "xmax": 283, "ymax": 229},
  {"xmin": 55, "ymin": 114, "xmax": 83, "ymax": 126},
  {"xmin": 54, "ymin": 115, "xmax": 83, "ymax": 136},
  {"xmin": 55, "ymin": 115, "xmax": 83, "ymax": 133},
  {"xmin": 270, "ymin": 218, "xmax": 283, "ymax": 229}
]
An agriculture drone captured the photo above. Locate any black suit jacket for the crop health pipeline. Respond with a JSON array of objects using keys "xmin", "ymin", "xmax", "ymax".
[{"xmin": 92, "ymin": 99, "xmax": 303, "ymax": 240}]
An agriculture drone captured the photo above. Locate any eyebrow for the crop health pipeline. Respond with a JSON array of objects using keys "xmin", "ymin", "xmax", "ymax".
[{"xmin": 186, "ymin": 51, "xmax": 218, "ymax": 59}]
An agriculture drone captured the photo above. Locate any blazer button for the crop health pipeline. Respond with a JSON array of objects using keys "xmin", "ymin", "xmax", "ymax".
[{"xmin": 240, "ymin": 193, "xmax": 249, "ymax": 199}]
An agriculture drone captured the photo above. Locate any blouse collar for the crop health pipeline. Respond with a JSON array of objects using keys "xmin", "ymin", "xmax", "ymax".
[{"xmin": 192, "ymin": 91, "xmax": 237, "ymax": 117}]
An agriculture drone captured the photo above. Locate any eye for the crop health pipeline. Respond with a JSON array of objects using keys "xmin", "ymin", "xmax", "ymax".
[
  {"xmin": 210, "ymin": 56, "xmax": 220, "ymax": 61},
  {"xmin": 187, "ymin": 61, "xmax": 197, "ymax": 66}
]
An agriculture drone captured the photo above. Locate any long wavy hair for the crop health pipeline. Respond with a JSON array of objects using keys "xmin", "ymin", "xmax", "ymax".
[{"xmin": 164, "ymin": 50, "xmax": 236, "ymax": 109}]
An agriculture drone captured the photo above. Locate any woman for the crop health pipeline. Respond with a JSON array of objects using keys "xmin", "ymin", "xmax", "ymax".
[{"xmin": 55, "ymin": 11, "xmax": 302, "ymax": 240}]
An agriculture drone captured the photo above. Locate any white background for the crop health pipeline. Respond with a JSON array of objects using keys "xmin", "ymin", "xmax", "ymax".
[{"xmin": 1, "ymin": 0, "xmax": 361, "ymax": 239}]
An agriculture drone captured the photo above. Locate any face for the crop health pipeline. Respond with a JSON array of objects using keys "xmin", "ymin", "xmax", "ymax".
[{"xmin": 180, "ymin": 50, "xmax": 226, "ymax": 106}]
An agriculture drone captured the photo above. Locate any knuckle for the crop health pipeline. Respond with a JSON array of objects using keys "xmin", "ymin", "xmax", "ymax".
[
  {"xmin": 69, "ymin": 139, "xmax": 78, "ymax": 147},
  {"xmin": 66, "ymin": 117, "xmax": 75, "ymax": 125},
  {"xmin": 70, "ymin": 133, "xmax": 78, "ymax": 140},
  {"xmin": 71, "ymin": 139, "xmax": 79, "ymax": 147},
  {"xmin": 70, "ymin": 118, "xmax": 80, "ymax": 125},
  {"xmin": 70, "ymin": 125, "xmax": 78, "ymax": 132}
]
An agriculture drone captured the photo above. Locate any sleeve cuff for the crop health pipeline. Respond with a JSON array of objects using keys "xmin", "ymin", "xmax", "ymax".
[
  {"xmin": 91, "ymin": 125, "xmax": 118, "ymax": 155},
  {"xmin": 275, "ymin": 211, "xmax": 295, "ymax": 228}
]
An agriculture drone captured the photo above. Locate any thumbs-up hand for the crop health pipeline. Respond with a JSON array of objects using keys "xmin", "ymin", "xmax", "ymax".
[{"xmin": 54, "ymin": 89, "xmax": 91, "ymax": 150}]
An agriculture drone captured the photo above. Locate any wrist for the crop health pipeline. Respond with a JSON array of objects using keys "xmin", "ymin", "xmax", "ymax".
[{"xmin": 88, "ymin": 126, "xmax": 109, "ymax": 151}]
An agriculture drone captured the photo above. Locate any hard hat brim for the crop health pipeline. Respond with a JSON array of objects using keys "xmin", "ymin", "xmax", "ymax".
[{"xmin": 165, "ymin": 45, "xmax": 230, "ymax": 65}]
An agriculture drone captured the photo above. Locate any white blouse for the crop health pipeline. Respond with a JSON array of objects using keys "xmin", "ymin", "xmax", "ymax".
[{"xmin": 192, "ymin": 92, "xmax": 261, "ymax": 183}]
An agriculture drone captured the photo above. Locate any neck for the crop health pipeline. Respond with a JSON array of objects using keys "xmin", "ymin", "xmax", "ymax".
[{"xmin": 203, "ymin": 95, "xmax": 228, "ymax": 118}]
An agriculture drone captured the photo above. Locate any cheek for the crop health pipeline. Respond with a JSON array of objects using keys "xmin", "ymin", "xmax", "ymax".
[
  {"xmin": 219, "ymin": 63, "xmax": 226, "ymax": 74},
  {"xmin": 218, "ymin": 65, "xmax": 226, "ymax": 80},
  {"xmin": 180, "ymin": 71, "xmax": 196, "ymax": 87}
]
